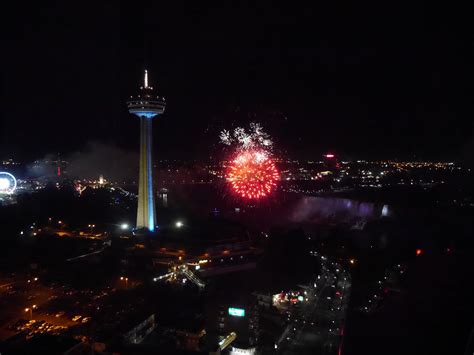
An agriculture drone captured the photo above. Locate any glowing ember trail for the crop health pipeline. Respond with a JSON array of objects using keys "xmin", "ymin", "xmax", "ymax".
[{"xmin": 227, "ymin": 150, "xmax": 279, "ymax": 199}]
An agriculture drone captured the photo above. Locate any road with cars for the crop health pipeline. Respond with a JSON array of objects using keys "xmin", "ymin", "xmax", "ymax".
[{"xmin": 276, "ymin": 251, "xmax": 351, "ymax": 354}]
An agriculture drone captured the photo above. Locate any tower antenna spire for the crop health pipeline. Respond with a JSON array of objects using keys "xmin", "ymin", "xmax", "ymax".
[{"xmin": 144, "ymin": 69, "xmax": 149, "ymax": 88}]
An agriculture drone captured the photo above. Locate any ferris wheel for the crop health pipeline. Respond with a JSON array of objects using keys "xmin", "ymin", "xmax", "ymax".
[{"xmin": 0, "ymin": 172, "xmax": 17, "ymax": 194}]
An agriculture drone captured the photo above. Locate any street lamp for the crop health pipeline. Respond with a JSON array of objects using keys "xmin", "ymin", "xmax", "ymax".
[
  {"xmin": 120, "ymin": 276, "xmax": 129, "ymax": 288},
  {"xmin": 120, "ymin": 223, "xmax": 129, "ymax": 230},
  {"xmin": 25, "ymin": 305, "xmax": 37, "ymax": 319},
  {"xmin": 175, "ymin": 221, "xmax": 183, "ymax": 228}
]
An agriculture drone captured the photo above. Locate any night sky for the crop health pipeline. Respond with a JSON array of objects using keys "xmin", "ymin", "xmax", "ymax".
[{"xmin": 1, "ymin": 1, "xmax": 473, "ymax": 162}]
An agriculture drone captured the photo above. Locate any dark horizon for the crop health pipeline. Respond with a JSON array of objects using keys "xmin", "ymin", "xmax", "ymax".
[{"xmin": 1, "ymin": 2, "xmax": 473, "ymax": 163}]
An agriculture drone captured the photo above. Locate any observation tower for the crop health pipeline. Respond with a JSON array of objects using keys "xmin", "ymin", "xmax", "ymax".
[{"xmin": 127, "ymin": 70, "xmax": 166, "ymax": 232}]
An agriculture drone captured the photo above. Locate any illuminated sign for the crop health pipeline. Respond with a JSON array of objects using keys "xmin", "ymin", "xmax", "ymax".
[{"xmin": 228, "ymin": 307, "xmax": 245, "ymax": 317}]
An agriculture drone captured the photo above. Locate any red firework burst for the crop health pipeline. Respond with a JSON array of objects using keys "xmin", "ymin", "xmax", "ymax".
[{"xmin": 227, "ymin": 150, "xmax": 279, "ymax": 199}]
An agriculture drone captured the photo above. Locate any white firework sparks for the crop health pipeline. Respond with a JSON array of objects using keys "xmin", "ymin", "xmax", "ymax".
[
  {"xmin": 219, "ymin": 129, "xmax": 232, "ymax": 145},
  {"xmin": 220, "ymin": 122, "xmax": 273, "ymax": 151},
  {"xmin": 254, "ymin": 150, "xmax": 268, "ymax": 163}
]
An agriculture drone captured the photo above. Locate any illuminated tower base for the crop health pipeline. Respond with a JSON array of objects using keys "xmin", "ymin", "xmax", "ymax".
[{"xmin": 127, "ymin": 70, "xmax": 166, "ymax": 232}]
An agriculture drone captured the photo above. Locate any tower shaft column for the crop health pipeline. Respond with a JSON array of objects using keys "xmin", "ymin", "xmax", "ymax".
[
  {"xmin": 127, "ymin": 69, "xmax": 164, "ymax": 233},
  {"xmin": 136, "ymin": 116, "xmax": 156, "ymax": 231}
]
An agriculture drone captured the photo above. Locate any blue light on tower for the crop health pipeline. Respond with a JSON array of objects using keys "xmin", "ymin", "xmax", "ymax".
[{"xmin": 127, "ymin": 70, "xmax": 166, "ymax": 232}]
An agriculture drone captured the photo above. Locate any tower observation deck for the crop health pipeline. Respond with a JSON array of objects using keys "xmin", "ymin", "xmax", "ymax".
[{"xmin": 127, "ymin": 70, "xmax": 166, "ymax": 232}]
